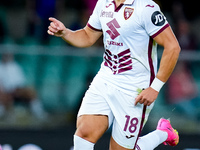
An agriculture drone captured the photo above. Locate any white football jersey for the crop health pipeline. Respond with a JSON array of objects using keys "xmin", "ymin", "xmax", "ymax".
[{"xmin": 87, "ymin": 0, "xmax": 169, "ymax": 95}]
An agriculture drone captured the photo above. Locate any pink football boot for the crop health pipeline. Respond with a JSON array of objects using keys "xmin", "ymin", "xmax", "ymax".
[{"xmin": 157, "ymin": 118, "xmax": 179, "ymax": 146}]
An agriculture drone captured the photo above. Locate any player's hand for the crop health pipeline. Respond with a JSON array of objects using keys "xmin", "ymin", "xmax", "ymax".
[
  {"xmin": 47, "ymin": 17, "xmax": 67, "ymax": 37},
  {"xmin": 135, "ymin": 87, "xmax": 159, "ymax": 106}
]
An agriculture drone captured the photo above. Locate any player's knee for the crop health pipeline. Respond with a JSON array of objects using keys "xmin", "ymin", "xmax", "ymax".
[
  {"xmin": 75, "ymin": 121, "xmax": 104, "ymax": 143},
  {"xmin": 75, "ymin": 124, "xmax": 93, "ymax": 139},
  {"xmin": 75, "ymin": 115, "xmax": 108, "ymax": 143}
]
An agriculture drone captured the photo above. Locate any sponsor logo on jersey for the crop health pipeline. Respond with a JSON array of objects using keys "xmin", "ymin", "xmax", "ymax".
[
  {"xmin": 106, "ymin": 3, "xmax": 112, "ymax": 8},
  {"xmin": 124, "ymin": 7, "xmax": 134, "ymax": 20},
  {"xmin": 146, "ymin": 4, "xmax": 154, "ymax": 8},
  {"xmin": 126, "ymin": 135, "xmax": 135, "ymax": 139},
  {"xmin": 151, "ymin": 11, "xmax": 166, "ymax": 26},
  {"xmin": 106, "ymin": 19, "xmax": 120, "ymax": 40},
  {"xmin": 104, "ymin": 49, "xmax": 133, "ymax": 74},
  {"xmin": 100, "ymin": 10, "xmax": 114, "ymax": 18},
  {"xmin": 107, "ymin": 40, "xmax": 123, "ymax": 46}
]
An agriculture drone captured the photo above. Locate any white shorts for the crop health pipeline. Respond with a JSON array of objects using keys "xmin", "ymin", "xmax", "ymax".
[{"xmin": 78, "ymin": 77, "xmax": 154, "ymax": 149}]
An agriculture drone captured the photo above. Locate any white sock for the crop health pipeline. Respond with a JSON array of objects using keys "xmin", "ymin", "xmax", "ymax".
[
  {"xmin": 136, "ymin": 130, "xmax": 168, "ymax": 150},
  {"xmin": 74, "ymin": 135, "xmax": 95, "ymax": 150}
]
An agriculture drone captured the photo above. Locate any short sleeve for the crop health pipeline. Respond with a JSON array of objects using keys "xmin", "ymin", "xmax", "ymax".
[
  {"xmin": 87, "ymin": 0, "xmax": 102, "ymax": 31},
  {"xmin": 141, "ymin": 2, "xmax": 169, "ymax": 38}
]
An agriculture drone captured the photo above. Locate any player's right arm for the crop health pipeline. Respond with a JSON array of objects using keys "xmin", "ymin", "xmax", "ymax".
[{"xmin": 47, "ymin": 17, "xmax": 102, "ymax": 48}]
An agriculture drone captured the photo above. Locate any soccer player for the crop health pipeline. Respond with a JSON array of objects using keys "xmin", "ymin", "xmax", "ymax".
[{"xmin": 47, "ymin": 0, "xmax": 181, "ymax": 149}]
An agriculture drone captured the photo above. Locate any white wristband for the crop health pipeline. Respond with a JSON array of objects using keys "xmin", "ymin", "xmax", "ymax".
[{"xmin": 150, "ymin": 77, "xmax": 165, "ymax": 92}]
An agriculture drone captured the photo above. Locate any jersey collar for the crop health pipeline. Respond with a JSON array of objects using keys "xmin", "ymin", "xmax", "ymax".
[{"xmin": 109, "ymin": 0, "xmax": 135, "ymax": 5}]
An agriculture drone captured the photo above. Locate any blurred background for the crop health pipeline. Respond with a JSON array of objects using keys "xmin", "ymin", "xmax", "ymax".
[{"xmin": 0, "ymin": 0, "xmax": 200, "ymax": 150}]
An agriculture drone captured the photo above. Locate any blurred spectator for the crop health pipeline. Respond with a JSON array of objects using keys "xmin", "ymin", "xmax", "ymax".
[
  {"xmin": 26, "ymin": 0, "xmax": 58, "ymax": 44},
  {"xmin": 0, "ymin": 53, "xmax": 47, "ymax": 120},
  {"xmin": 175, "ymin": 19, "xmax": 198, "ymax": 50},
  {"xmin": 0, "ymin": 53, "xmax": 26, "ymax": 93},
  {"xmin": 167, "ymin": 62, "xmax": 200, "ymax": 120},
  {"xmin": 0, "ymin": 53, "xmax": 26, "ymax": 114}
]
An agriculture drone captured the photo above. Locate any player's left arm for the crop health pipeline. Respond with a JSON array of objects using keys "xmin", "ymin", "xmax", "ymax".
[
  {"xmin": 154, "ymin": 26, "xmax": 181, "ymax": 82},
  {"xmin": 135, "ymin": 26, "xmax": 181, "ymax": 106}
]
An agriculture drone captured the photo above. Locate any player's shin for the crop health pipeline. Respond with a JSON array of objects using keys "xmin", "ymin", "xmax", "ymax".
[{"xmin": 74, "ymin": 135, "xmax": 95, "ymax": 150}]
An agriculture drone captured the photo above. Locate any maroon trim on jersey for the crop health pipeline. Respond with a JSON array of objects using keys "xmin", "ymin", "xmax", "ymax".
[
  {"xmin": 112, "ymin": 1, "xmax": 124, "ymax": 12},
  {"xmin": 87, "ymin": 23, "xmax": 102, "ymax": 32},
  {"xmin": 133, "ymin": 105, "xmax": 147, "ymax": 149},
  {"xmin": 148, "ymin": 37, "xmax": 155, "ymax": 84},
  {"xmin": 135, "ymin": 144, "xmax": 141, "ymax": 150},
  {"xmin": 151, "ymin": 23, "xmax": 170, "ymax": 39},
  {"xmin": 133, "ymin": 37, "xmax": 155, "ymax": 150}
]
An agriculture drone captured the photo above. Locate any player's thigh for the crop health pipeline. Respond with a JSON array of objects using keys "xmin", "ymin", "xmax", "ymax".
[
  {"xmin": 110, "ymin": 137, "xmax": 133, "ymax": 150},
  {"xmin": 106, "ymin": 86, "xmax": 154, "ymax": 149},
  {"xmin": 75, "ymin": 115, "xmax": 109, "ymax": 143}
]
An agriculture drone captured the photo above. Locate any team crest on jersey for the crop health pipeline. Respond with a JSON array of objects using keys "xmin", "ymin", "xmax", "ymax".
[{"xmin": 124, "ymin": 7, "xmax": 134, "ymax": 20}]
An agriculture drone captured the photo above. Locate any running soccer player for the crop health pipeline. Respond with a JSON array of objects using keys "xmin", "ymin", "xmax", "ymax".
[{"xmin": 47, "ymin": 0, "xmax": 181, "ymax": 149}]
